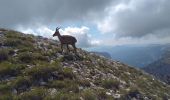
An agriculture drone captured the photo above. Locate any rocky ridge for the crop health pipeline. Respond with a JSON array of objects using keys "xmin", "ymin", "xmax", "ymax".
[
  {"xmin": 0, "ymin": 28, "xmax": 170, "ymax": 100},
  {"xmin": 143, "ymin": 49, "xmax": 170, "ymax": 85}
]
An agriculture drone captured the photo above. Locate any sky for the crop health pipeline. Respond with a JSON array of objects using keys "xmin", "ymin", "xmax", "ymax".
[{"xmin": 0, "ymin": 0, "xmax": 170, "ymax": 48}]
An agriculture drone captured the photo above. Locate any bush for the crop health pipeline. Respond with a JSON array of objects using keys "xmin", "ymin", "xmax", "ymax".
[
  {"xmin": 24, "ymin": 62, "xmax": 59, "ymax": 81},
  {"xmin": 5, "ymin": 30, "xmax": 34, "ymax": 40},
  {"xmin": 0, "ymin": 49, "xmax": 9, "ymax": 62},
  {"xmin": 0, "ymin": 84, "xmax": 11, "ymax": 94},
  {"xmin": 51, "ymin": 92, "xmax": 80, "ymax": 100},
  {"xmin": 4, "ymin": 31, "xmax": 35, "ymax": 49},
  {"xmin": 50, "ymin": 80, "xmax": 67, "ymax": 89},
  {"xmin": 18, "ymin": 52, "xmax": 34, "ymax": 63},
  {"xmin": 19, "ymin": 35, "xmax": 35, "ymax": 43},
  {"xmin": 49, "ymin": 79, "xmax": 79, "ymax": 92},
  {"xmin": 8, "ymin": 49, "xmax": 15, "ymax": 56},
  {"xmin": 18, "ymin": 47, "xmax": 34, "ymax": 53},
  {"xmin": 18, "ymin": 52, "xmax": 49, "ymax": 63},
  {"xmin": 4, "ymin": 38, "xmax": 22, "ymax": 47},
  {"xmin": 82, "ymin": 89, "xmax": 97, "ymax": 100},
  {"xmin": 121, "ymin": 89, "xmax": 143, "ymax": 100},
  {"xmin": 101, "ymin": 79, "xmax": 120, "ymax": 90},
  {"xmin": 96, "ymin": 89, "xmax": 108, "ymax": 100},
  {"xmin": 11, "ymin": 76, "xmax": 31, "ymax": 93},
  {"xmin": 33, "ymin": 53, "xmax": 49, "ymax": 62},
  {"xmin": 17, "ymin": 87, "xmax": 46, "ymax": 100},
  {"xmin": 0, "ymin": 94, "xmax": 13, "ymax": 100},
  {"xmin": 62, "ymin": 67, "xmax": 75, "ymax": 79},
  {"xmin": 78, "ymin": 79, "xmax": 90, "ymax": 87},
  {"xmin": 4, "ymin": 38, "xmax": 34, "ymax": 48},
  {"xmin": 4, "ymin": 31, "xmax": 21, "ymax": 38},
  {"xmin": 0, "ymin": 62, "xmax": 19, "ymax": 77},
  {"xmin": 94, "ymin": 78, "xmax": 102, "ymax": 86}
]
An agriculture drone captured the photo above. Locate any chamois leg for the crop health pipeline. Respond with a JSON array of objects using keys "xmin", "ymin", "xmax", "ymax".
[
  {"xmin": 72, "ymin": 44, "xmax": 77, "ymax": 53},
  {"xmin": 67, "ymin": 44, "xmax": 70, "ymax": 52}
]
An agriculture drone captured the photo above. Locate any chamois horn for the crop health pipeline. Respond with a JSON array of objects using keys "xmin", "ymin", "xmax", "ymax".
[{"xmin": 56, "ymin": 27, "xmax": 60, "ymax": 30}]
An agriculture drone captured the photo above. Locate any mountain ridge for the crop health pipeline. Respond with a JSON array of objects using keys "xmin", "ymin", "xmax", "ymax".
[
  {"xmin": 143, "ymin": 49, "xmax": 170, "ymax": 85},
  {"xmin": 90, "ymin": 51, "xmax": 112, "ymax": 59},
  {"xmin": 88, "ymin": 44, "xmax": 168, "ymax": 67},
  {"xmin": 0, "ymin": 28, "xmax": 170, "ymax": 99}
]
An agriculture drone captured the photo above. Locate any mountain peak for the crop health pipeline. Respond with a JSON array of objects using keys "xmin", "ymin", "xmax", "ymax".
[{"xmin": 0, "ymin": 29, "xmax": 170, "ymax": 99}]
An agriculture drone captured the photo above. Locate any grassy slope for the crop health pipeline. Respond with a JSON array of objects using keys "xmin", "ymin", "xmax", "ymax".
[{"xmin": 0, "ymin": 29, "xmax": 170, "ymax": 100}]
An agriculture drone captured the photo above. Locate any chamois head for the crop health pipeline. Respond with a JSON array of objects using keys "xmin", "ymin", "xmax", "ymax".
[{"xmin": 53, "ymin": 27, "xmax": 60, "ymax": 37}]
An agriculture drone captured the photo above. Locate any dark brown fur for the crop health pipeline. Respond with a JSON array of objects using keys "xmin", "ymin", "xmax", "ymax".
[{"xmin": 53, "ymin": 27, "xmax": 77, "ymax": 53}]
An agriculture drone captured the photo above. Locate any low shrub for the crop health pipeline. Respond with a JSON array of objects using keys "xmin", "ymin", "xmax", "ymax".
[
  {"xmin": 4, "ymin": 31, "xmax": 21, "ymax": 38},
  {"xmin": 17, "ymin": 87, "xmax": 46, "ymax": 100},
  {"xmin": 18, "ymin": 52, "xmax": 34, "ymax": 63},
  {"xmin": 101, "ymin": 79, "xmax": 120, "ymax": 90},
  {"xmin": 54, "ymin": 92, "xmax": 80, "ymax": 100},
  {"xmin": 24, "ymin": 62, "xmax": 59, "ymax": 82},
  {"xmin": 121, "ymin": 89, "xmax": 144, "ymax": 100},
  {"xmin": 82, "ymin": 89, "xmax": 97, "ymax": 100},
  {"xmin": 49, "ymin": 79, "xmax": 79, "ymax": 93},
  {"xmin": 78, "ymin": 79, "xmax": 91, "ymax": 87},
  {"xmin": 11, "ymin": 76, "xmax": 31, "ymax": 93},
  {"xmin": 0, "ymin": 49, "xmax": 9, "ymax": 62},
  {"xmin": 0, "ymin": 94, "xmax": 13, "ymax": 100},
  {"xmin": 0, "ymin": 84, "xmax": 11, "ymax": 94},
  {"xmin": 50, "ymin": 80, "xmax": 67, "ymax": 89},
  {"xmin": 62, "ymin": 67, "xmax": 75, "ymax": 79},
  {"xmin": 4, "ymin": 31, "xmax": 34, "ymax": 49},
  {"xmin": 0, "ymin": 62, "xmax": 20, "ymax": 77},
  {"xmin": 4, "ymin": 31, "xmax": 34, "ymax": 42},
  {"xmin": 96, "ymin": 89, "xmax": 112, "ymax": 100},
  {"xmin": 18, "ymin": 52, "xmax": 49, "ymax": 63},
  {"xmin": 4, "ymin": 38, "xmax": 22, "ymax": 47}
]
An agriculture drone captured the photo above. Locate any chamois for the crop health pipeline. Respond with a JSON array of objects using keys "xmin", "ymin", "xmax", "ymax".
[{"xmin": 53, "ymin": 27, "xmax": 77, "ymax": 53}]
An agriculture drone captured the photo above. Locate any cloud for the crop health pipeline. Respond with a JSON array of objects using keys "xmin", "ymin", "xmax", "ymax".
[
  {"xmin": 101, "ymin": 34, "xmax": 170, "ymax": 46},
  {"xmin": 18, "ymin": 26, "xmax": 54, "ymax": 38},
  {"xmin": 0, "ymin": 0, "xmax": 113, "ymax": 28},
  {"xmin": 18, "ymin": 26, "xmax": 100, "ymax": 48},
  {"xmin": 96, "ymin": 0, "xmax": 170, "ymax": 37},
  {"xmin": 60, "ymin": 26, "xmax": 100, "ymax": 47},
  {"xmin": 1, "ymin": 0, "xmax": 170, "ymax": 46}
]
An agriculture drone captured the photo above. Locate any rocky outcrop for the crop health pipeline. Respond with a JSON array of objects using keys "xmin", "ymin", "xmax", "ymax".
[{"xmin": 0, "ymin": 29, "xmax": 170, "ymax": 99}]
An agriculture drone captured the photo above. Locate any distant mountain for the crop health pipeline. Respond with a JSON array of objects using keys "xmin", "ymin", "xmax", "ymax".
[
  {"xmin": 91, "ymin": 51, "xmax": 112, "ymax": 59},
  {"xmin": 0, "ymin": 28, "xmax": 170, "ymax": 99},
  {"xmin": 143, "ymin": 49, "xmax": 170, "ymax": 84},
  {"xmin": 88, "ymin": 44, "xmax": 170, "ymax": 67}
]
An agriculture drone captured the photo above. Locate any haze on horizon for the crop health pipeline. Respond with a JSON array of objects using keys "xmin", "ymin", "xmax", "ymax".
[{"xmin": 0, "ymin": 0, "xmax": 170, "ymax": 48}]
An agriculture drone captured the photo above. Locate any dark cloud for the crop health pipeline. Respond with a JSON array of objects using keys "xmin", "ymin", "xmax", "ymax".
[
  {"xmin": 98, "ymin": 0, "xmax": 170, "ymax": 37},
  {"xmin": 1, "ymin": 0, "xmax": 170, "ymax": 41},
  {"xmin": 0, "ymin": 0, "xmax": 113, "ymax": 28},
  {"xmin": 117, "ymin": 1, "xmax": 170, "ymax": 37}
]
